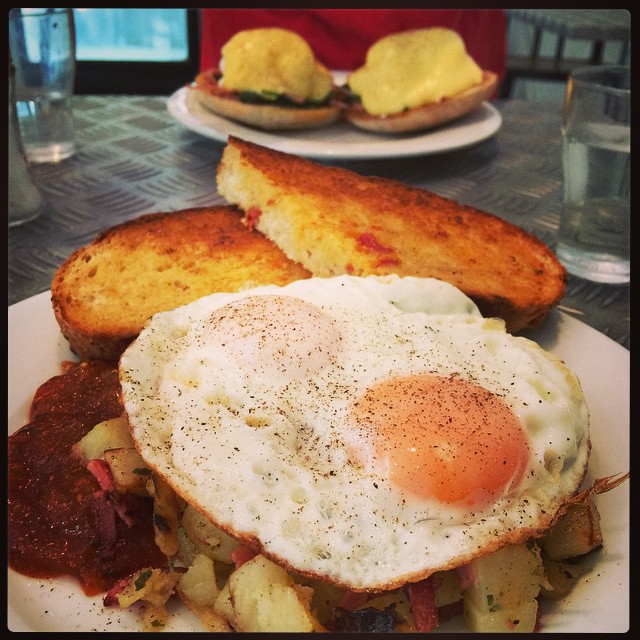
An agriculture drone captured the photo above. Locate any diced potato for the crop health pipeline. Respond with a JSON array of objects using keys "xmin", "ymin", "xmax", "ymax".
[
  {"xmin": 72, "ymin": 415, "xmax": 132, "ymax": 463},
  {"xmin": 184, "ymin": 605, "xmax": 232, "ymax": 633},
  {"xmin": 115, "ymin": 567, "xmax": 180, "ymax": 608},
  {"xmin": 178, "ymin": 524, "xmax": 200, "ymax": 567},
  {"xmin": 463, "ymin": 544, "xmax": 543, "ymax": 633},
  {"xmin": 214, "ymin": 581, "xmax": 236, "ymax": 628},
  {"xmin": 539, "ymin": 498, "xmax": 603, "ymax": 560},
  {"xmin": 109, "ymin": 567, "xmax": 181, "ymax": 632},
  {"xmin": 179, "ymin": 553, "xmax": 219, "ymax": 605},
  {"xmin": 464, "ymin": 543, "xmax": 542, "ymax": 609},
  {"xmin": 538, "ymin": 555, "xmax": 589, "ymax": 601},
  {"xmin": 293, "ymin": 577, "xmax": 345, "ymax": 627},
  {"xmin": 103, "ymin": 447, "xmax": 152, "ymax": 495},
  {"xmin": 151, "ymin": 475, "xmax": 180, "ymax": 557},
  {"xmin": 178, "ymin": 554, "xmax": 233, "ymax": 632},
  {"xmin": 220, "ymin": 554, "xmax": 325, "ymax": 632},
  {"xmin": 433, "ymin": 569, "xmax": 463, "ymax": 607},
  {"xmin": 464, "ymin": 598, "xmax": 538, "ymax": 633},
  {"xmin": 181, "ymin": 504, "xmax": 240, "ymax": 563}
]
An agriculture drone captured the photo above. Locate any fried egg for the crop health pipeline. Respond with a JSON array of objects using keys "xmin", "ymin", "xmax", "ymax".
[{"xmin": 120, "ymin": 275, "xmax": 590, "ymax": 591}]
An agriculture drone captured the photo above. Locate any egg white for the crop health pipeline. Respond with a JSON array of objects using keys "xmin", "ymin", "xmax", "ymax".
[{"xmin": 120, "ymin": 275, "xmax": 589, "ymax": 591}]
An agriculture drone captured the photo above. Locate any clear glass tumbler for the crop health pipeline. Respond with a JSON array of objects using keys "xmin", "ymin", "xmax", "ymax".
[
  {"xmin": 556, "ymin": 65, "xmax": 630, "ymax": 284},
  {"xmin": 9, "ymin": 8, "xmax": 77, "ymax": 163}
]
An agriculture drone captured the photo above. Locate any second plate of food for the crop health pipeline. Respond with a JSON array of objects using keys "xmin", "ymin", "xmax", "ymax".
[{"xmin": 167, "ymin": 85, "xmax": 502, "ymax": 161}]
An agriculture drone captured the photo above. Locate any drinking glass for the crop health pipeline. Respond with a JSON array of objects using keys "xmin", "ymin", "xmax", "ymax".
[
  {"xmin": 9, "ymin": 58, "xmax": 45, "ymax": 227},
  {"xmin": 9, "ymin": 8, "xmax": 76, "ymax": 163},
  {"xmin": 556, "ymin": 65, "xmax": 630, "ymax": 284}
]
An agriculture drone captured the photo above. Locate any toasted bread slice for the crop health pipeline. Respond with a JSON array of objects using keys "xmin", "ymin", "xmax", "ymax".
[
  {"xmin": 51, "ymin": 206, "xmax": 311, "ymax": 361},
  {"xmin": 216, "ymin": 137, "xmax": 566, "ymax": 332},
  {"xmin": 188, "ymin": 69, "xmax": 341, "ymax": 131},
  {"xmin": 344, "ymin": 70, "xmax": 498, "ymax": 134}
]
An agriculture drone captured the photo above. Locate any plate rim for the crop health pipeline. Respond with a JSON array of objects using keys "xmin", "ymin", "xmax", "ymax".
[{"xmin": 166, "ymin": 86, "xmax": 503, "ymax": 160}]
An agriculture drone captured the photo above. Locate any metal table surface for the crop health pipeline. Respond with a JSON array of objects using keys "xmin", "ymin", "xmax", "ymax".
[{"xmin": 8, "ymin": 95, "xmax": 630, "ymax": 350}]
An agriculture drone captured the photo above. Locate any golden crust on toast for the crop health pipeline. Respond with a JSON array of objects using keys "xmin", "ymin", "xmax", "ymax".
[
  {"xmin": 51, "ymin": 206, "xmax": 311, "ymax": 361},
  {"xmin": 188, "ymin": 69, "xmax": 341, "ymax": 131},
  {"xmin": 344, "ymin": 71, "xmax": 499, "ymax": 134},
  {"xmin": 216, "ymin": 137, "xmax": 566, "ymax": 333}
]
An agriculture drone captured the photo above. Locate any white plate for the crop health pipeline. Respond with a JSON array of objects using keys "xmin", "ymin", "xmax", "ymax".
[
  {"xmin": 167, "ymin": 86, "xmax": 502, "ymax": 160},
  {"xmin": 7, "ymin": 293, "xmax": 629, "ymax": 633}
]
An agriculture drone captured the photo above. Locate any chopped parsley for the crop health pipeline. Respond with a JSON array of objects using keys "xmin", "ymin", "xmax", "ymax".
[
  {"xmin": 134, "ymin": 569, "xmax": 152, "ymax": 591},
  {"xmin": 237, "ymin": 90, "xmax": 332, "ymax": 108}
]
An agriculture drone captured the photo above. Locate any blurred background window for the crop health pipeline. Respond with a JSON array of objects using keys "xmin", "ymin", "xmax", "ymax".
[
  {"xmin": 73, "ymin": 8, "xmax": 199, "ymax": 95},
  {"xmin": 74, "ymin": 8, "xmax": 189, "ymax": 62},
  {"xmin": 503, "ymin": 9, "xmax": 630, "ymax": 102}
]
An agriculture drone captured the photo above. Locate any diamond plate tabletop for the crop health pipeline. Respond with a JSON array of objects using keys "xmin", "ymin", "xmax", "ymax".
[{"xmin": 7, "ymin": 96, "xmax": 629, "ymax": 350}]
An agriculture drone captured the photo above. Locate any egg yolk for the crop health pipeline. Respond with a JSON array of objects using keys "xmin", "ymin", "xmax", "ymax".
[
  {"xmin": 350, "ymin": 373, "xmax": 530, "ymax": 507},
  {"xmin": 204, "ymin": 295, "xmax": 342, "ymax": 384}
]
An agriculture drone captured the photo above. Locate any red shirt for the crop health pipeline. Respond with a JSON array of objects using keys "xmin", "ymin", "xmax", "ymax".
[{"xmin": 199, "ymin": 9, "xmax": 506, "ymax": 83}]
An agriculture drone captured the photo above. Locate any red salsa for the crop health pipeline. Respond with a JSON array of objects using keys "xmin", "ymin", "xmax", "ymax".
[{"xmin": 8, "ymin": 361, "xmax": 167, "ymax": 596}]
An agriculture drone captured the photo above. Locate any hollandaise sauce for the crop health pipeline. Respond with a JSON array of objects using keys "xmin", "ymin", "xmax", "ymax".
[
  {"xmin": 347, "ymin": 28, "xmax": 482, "ymax": 116},
  {"xmin": 220, "ymin": 28, "xmax": 333, "ymax": 103}
]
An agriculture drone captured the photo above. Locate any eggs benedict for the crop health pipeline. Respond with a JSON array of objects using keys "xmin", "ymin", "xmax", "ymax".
[
  {"xmin": 343, "ymin": 28, "xmax": 498, "ymax": 133},
  {"xmin": 188, "ymin": 28, "xmax": 341, "ymax": 131}
]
